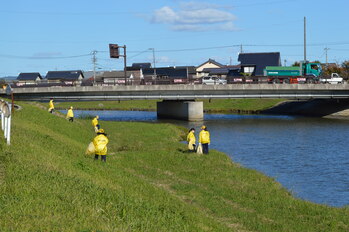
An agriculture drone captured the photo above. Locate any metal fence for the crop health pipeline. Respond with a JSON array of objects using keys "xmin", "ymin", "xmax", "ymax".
[{"xmin": 0, "ymin": 100, "xmax": 11, "ymax": 145}]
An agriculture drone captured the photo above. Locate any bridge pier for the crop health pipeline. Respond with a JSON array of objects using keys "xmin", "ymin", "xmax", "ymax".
[{"xmin": 157, "ymin": 100, "xmax": 203, "ymax": 121}]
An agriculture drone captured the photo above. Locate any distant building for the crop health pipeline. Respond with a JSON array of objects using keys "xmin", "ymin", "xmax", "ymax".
[
  {"xmin": 196, "ymin": 59, "xmax": 224, "ymax": 78},
  {"xmin": 238, "ymin": 52, "xmax": 281, "ymax": 76},
  {"xmin": 16, "ymin": 72, "xmax": 42, "ymax": 86},
  {"xmin": 142, "ymin": 67, "xmax": 189, "ymax": 84},
  {"xmin": 175, "ymin": 66, "xmax": 196, "ymax": 79},
  {"xmin": 45, "ymin": 70, "xmax": 84, "ymax": 85},
  {"xmin": 201, "ymin": 67, "xmax": 231, "ymax": 78}
]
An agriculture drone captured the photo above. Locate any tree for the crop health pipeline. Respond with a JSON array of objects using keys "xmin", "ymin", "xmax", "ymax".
[
  {"xmin": 321, "ymin": 63, "xmax": 342, "ymax": 77},
  {"xmin": 292, "ymin": 61, "xmax": 300, "ymax": 67},
  {"xmin": 341, "ymin": 61, "xmax": 349, "ymax": 80}
]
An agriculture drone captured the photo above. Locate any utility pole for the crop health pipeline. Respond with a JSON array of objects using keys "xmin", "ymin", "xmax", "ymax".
[
  {"xmin": 123, "ymin": 45, "xmax": 127, "ymax": 85},
  {"xmin": 149, "ymin": 48, "xmax": 156, "ymax": 79},
  {"xmin": 92, "ymin": 50, "xmax": 97, "ymax": 85},
  {"xmin": 324, "ymin": 47, "xmax": 330, "ymax": 66},
  {"xmin": 229, "ymin": 57, "xmax": 232, "ymax": 65},
  {"xmin": 240, "ymin": 44, "xmax": 243, "ymax": 54},
  {"xmin": 304, "ymin": 16, "xmax": 307, "ymax": 64}
]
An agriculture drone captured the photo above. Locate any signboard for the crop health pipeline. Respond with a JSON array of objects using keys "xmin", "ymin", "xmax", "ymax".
[
  {"xmin": 116, "ymin": 79, "xmax": 125, "ymax": 84},
  {"xmin": 109, "ymin": 44, "xmax": 119, "ymax": 58},
  {"xmin": 173, "ymin": 79, "xmax": 185, "ymax": 83}
]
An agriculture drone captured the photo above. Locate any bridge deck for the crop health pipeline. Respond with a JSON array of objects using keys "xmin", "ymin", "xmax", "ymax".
[{"xmin": 2, "ymin": 84, "xmax": 349, "ymax": 101}]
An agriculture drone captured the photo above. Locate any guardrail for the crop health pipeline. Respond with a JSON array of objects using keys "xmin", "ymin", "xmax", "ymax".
[{"xmin": 0, "ymin": 100, "xmax": 12, "ymax": 145}]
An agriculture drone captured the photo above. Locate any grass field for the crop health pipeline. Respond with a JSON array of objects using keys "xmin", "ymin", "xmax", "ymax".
[
  {"xmin": 55, "ymin": 99, "xmax": 285, "ymax": 113},
  {"xmin": 0, "ymin": 102, "xmax": 348, "ymax": 231}
]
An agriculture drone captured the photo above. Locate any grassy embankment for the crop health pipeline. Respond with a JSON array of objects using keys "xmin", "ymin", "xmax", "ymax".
[
  {"xmin": 55, "ymin": 99, "xmax": 285, "ymax": 113},
  {"xmin": 0, "ymin": 102, "xmax": 349, "ymax": 231}
]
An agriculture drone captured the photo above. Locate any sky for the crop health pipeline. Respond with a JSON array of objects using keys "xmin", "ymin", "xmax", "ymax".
[{"xmin": 1, "ymin": 0, "xmax": 349, "ymax": 77}]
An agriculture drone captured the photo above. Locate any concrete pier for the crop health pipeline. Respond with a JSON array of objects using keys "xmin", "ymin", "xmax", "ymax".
[{"xmin": 157, "ymin": 100, "xmax": 203, "ymax": 121}]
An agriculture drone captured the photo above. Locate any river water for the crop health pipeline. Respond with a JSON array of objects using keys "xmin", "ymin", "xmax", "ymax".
[{"xmin": 72, "ymin": 110, "xmax": 349, "ymax": 207}]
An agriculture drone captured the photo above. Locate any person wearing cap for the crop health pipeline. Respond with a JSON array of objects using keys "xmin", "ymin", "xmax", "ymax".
[
  {"xmin": 92, "ymin": 115, "xmax": 100, "ymax": 132},
  {"xmin": 199, "ymin": 125, "xmax": 210, "ymax": 154},
  {"xmin": 66, "ymin": 106, "xmax": 74, "ymax": 122},
  {"xmin": 187, "ymin": 128, "xmax": 196, "ymax": 152},
  {"xmin": 48, "ymin": 98, "xmax": 54, "ymax": 113},
  {"xmin": 93, "ymin": 129, "xmax": 109, "ymax": 162}
]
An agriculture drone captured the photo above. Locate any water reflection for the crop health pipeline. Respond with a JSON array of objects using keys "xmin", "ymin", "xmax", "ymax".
[{"xmin": 71, "ymin": 110, "xmax": 349, "ymax": 207}]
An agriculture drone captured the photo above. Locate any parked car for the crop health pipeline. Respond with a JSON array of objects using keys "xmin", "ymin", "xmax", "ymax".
[{"xmin": 202, "ymin": 76, "xmax": 227, "ymax": 85}]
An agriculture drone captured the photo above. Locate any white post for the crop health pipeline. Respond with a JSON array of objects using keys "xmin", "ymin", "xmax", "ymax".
[
  {"xmin": 4, "ymin": 116, "xmax": 7, "ymax": 139},
  {"xmin": 1, "ymin": 112, "xmax": 4, "ymax": 131},
  {"xmin": 0, "ymin": 101, "xmax": 12, "ymax": 145},
  {"xmin": 6, "ymin": 115, "xmax": 11, "ymax": 145}
]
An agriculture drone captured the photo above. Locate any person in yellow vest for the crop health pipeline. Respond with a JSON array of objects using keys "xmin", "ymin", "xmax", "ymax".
[
  {"xmin": 93, "ymin": 129, "xmax": 109, "ymax": 162},
  {"xmin": 91, "ymin": 115, "xmax": 100, "ymax": 132},
  {"xmin": 187, "ymin": 128, "xmax": 196, "ymax": 152},
  {"xmin": 48, "ymin": 98, "xmax": 54, "ymax": 113},
  {"xmin": 199, "ymin": 125, "xmax": 210, "ymax": 154},
  {"xmin": 66, "ymin": 106, "xmax": 74, "ymax": 122}
]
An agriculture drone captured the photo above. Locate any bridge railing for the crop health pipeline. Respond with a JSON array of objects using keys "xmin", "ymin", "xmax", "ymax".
[{"xmin": 0, "ymin": 100, "xmax": 12, "ymax": 145}]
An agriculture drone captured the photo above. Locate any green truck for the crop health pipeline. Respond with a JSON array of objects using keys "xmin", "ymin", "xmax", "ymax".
[{"xmin": 263, "ymin": 62, "xmax": 322, "ymax": 84}]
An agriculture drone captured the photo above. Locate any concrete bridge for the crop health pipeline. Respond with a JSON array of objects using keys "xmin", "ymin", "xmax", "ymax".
[{"xmin": 3, "ymin": 84, "xmax": 349, "ymax": 120}]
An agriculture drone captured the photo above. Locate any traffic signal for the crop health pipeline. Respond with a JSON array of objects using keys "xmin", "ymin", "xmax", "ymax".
[{"xmin": 109, "ymin": 44, "xmax": 119, "ymax": 58}]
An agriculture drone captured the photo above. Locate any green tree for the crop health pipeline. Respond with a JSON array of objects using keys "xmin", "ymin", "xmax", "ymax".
[
  {"xmin": 341, "ymin": 61, "xmax": 349, "ymax": 80},
  {"xmin": 292, "ymin": 61, "xmax": 300, "ymax": 67},
  {"xmin": 321, "ymin": 63, "xmax": 342, "ymax": 77}
]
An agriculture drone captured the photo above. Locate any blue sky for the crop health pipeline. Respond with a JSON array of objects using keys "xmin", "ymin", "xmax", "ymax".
[{"xmin": 1, "ymin": 0, "xmax": 348, "ymax": 76}]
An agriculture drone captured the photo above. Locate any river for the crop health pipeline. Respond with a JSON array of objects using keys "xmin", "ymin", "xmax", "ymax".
[{"xmin": 70, "ymin": 110, "xmax": 349, "ymax": 207}]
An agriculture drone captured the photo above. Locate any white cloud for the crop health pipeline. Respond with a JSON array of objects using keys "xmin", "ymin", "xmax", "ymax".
[
  {"xmin": 171, "ymin": 24, "xmax": 206, "ymax": 32},
  {"xmin": 151, "ymin": 2, "xmax": 238, "ymax": 32}
]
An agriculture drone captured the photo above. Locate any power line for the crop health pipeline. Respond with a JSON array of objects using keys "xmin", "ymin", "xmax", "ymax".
[
  {"xmin": 0, "ymin": 53, "xmax": 91, "ymax": 59},
  {"xmin": 1, "ymin": 42, "xmax": 349, "ymax": 61},
  {"xmin": 128, "ymin": 49, "xmax": 151, "ymax": 59}
]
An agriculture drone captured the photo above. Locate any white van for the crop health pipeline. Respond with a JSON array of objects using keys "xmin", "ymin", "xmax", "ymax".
[{"xmin": 202, "ymin": 76, "xmax": 227, "ymax": 85}]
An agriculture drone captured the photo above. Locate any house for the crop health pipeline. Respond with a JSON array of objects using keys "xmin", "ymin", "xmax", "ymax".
[
  {"xmin": 100, "ymin": 70, "xmax": 142, "ymax": 85},
  {"xmin": 196, "ymin": 59, "xmax": 224, "ymax": 78},
  {"xmin": 238, "ymin": 52, "xmax": 281, "ymax": 76},
  {"xmin": 202, "ymin": 68, "xmax": 231, "ymax": 78},
  {"xmin": 175, "ymin": 66, "xmax": 196, "ymax": 80},
  {"xmin": 16, "ymin": 72, "xmax": 42, "ymax": 86},
  {"xmin": 142, "ymin": 67, "xmax": 189, "ymax": 84},
  {"xmin": 45, "ymin": 70, "xmax": 84, "ymax": 85}
]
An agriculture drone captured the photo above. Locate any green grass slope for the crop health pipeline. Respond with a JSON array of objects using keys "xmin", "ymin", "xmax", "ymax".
[{"xmin": 0, "ymin": 102, "xmax": 348, "ymax": 231}]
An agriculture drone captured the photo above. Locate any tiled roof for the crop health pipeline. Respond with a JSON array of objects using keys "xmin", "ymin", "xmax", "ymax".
[
  {"xmin": 143, "ymin": 67, "xmax": 188, "ymax": 78},
  {"xmin": 197, "ymin": 59, "xmax": 224, "ymax": 69},
  {"xmin": 46, "ymin": 70, "xmax": 84, "ymax": 80},
  {"xmin": 175, "ymin": 66, "xmax": 196, "ymax": 74},
  {"xmin": 202, "ymin": 68, "xmax": 230, "ymax": 75},
  {"xmin": 17, "ymin": 72, "xmax": 42, "ymax": 80}
]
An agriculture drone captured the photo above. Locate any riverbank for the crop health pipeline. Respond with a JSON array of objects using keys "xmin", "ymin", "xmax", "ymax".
[
  {"xmin": 55, "ymin": 99, "xmax": 285, "ymax": 114},
  {"xmin": 1, "ymin": 102, "xmax": 349, "ymax": 231}
]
